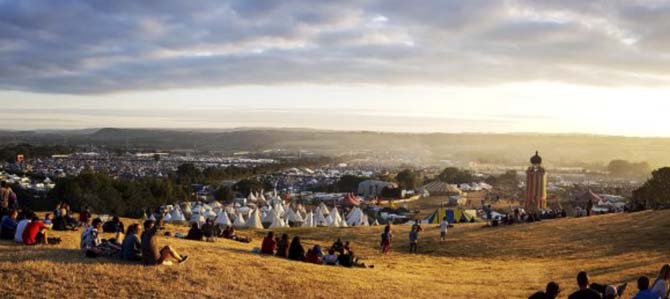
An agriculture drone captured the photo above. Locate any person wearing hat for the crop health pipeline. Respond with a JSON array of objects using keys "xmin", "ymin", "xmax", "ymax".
[{"xmin": 529, "ymin": 282, "xmax": 560, "ymax": 299}]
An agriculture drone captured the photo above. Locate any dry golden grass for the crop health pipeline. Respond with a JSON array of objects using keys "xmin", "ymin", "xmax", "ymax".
[{"xmin": 1, "ymin": 210, "xmax": 669, "ymax": 298}]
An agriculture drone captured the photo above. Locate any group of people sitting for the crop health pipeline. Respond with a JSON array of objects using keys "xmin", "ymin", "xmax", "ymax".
[
  {"xmin": 80, "ymin": 217, "xmax": 189, "ymax": 266},
  {"xmin": 184, "ymin": 219, "xmax": 251, "ymax": 243},
  {"xmin": 259, "ymin": 233, "xmax": 371, "ymax": 268},
  {"xmin": 530, "ymin": 265, "xmax": 670, "ymax": 299},
  {"xmin": 1, "ymin": 209, "xmax": 61, "ymax": 245}
]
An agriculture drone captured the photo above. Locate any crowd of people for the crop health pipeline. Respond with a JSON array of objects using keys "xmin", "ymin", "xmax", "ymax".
[
  {"xmin": 183, "ymin": 219, "xmax": 252, "ymax": 243},
  {"xmin": 1, "ymin": 208, "xmax": 61, "ymax": 245},
  {"xmin": 258, "ymin": 233, "xmax": 372, "ymax": 268},
  {"xmin": 530, "ymin": 266, "xmax": 670, "ymax": 299},
  {"xmin": 80, "ymin": 217, "xmax": 189, "ymax": 265}
]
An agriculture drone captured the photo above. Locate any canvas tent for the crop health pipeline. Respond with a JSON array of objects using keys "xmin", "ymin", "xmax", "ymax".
[
  {"xmin": 246, "ymin": 209, "xmax": 264, "ymax": 229},
  {"xmin": 424, "ymin": 207, "xmax": 477, "ymax": 224}
]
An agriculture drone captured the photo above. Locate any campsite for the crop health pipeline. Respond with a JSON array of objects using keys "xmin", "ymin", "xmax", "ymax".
[{"xmin": 1, "ymin": 209, "xmax": 669, "ymax": 298}]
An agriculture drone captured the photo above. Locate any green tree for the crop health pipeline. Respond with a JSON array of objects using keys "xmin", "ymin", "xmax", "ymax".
[
  {"xmin": 396, "ymin": 169, "xmax": 420, "ymax": 190},
  {"xmin": 632, "ymin": 167, "xmax": 670, "ymax": 209},
  {"xmin": 213, "ymin": 186, "xmax": 235, "ymax": 202},
  {"xmin": 438, "ymin": 167, "xmax": 473, "ymax": 184}
]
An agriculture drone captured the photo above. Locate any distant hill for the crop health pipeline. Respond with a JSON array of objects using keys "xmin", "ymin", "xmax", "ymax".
[{"xmin": 1, "ymin": 128, "xmax": 670, "ymax": 167}]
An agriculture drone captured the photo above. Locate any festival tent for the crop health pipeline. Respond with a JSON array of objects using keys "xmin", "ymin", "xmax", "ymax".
[
  {"xmin": 317, "ymin": 202, "xmax": 330, "ymax": 216},
  {"xmin": 342, "ymin": 193, "xmax": 362, "ymax": 206},
  {"xmin": 248, "ymin": 192, "xmax": 258, "ymax": 202},
  {"xmin": 149, "ymin": 214, "xmax": 156, "ymax": 221},
  {"xmin": 327, "ymin": 207, "xmax": 345, "ymax": 227},
  {"xmin": 314, "ymin": 209, "xmax": 328, "ymax": 227},
  {"xmin": 190, "ymin": 214, "xmax": 206, "ymax": 227},
  {"xmin": 233, "ymin": 212, "xmax": 247, "ymax": 228},
  {"xmin": 424, "ymin": 207, "xmax": 477, "ymax": 224},
  {"xmin": 162, "ymin": 213, "xmax": 172, "ymax": 222},
  {"xmin": 214, "ymin": 211, "xmax": 232, "ymax": 227},
  {"xmin": 346, "ymin": 207, "xmax": 368, "ymax": 226},
  {"xmin": 205, "ymin": 209, "xmax": 217, "ymax": 220},
  {"xmin": 286, "ymin": 208, "xmax": 304, "ymax": 227},
  {"xmin": 270, "ymin": 210, "xmax": 288, "ymax": 228},
  {"xmin": 246, "ymin": 209, "xmax": 264, "ymax": 229},
  {"xmin": 371, "ymin": 219, "xmax": 380, "ymax": 226},
  {"xmin": 302, "ymin": 212, "xmax": 315, "ymax": 227}
]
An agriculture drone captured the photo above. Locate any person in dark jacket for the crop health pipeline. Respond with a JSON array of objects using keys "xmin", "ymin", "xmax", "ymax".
[
  {"xmin": 185, "ymin": 222, "xmax": 203, "ymax": 241},
  {"xmin": 103, "ymin": 216, "xmax": 125, "ymax": 233},
  {"xmin": 288, "ymin": 236, "xmax": 305, "ymax": 261},
  {"xmin": 0, "ymin": 210, "xmax": 18, "ymax": 240},
  {"xmin": 201, "ymin": 219, "xmax": 215, "ymax": 242},
  {"xmin": 276, "ymin": 234, "xmax": 290, "ymax": 258},
  {"xmin": 121, "ymin": 224, "xmax": 142, "ymax": 261}
]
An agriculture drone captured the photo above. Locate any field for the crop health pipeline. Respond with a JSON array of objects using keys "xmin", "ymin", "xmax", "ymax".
[{"xmin": 1, "ymin": 210, "xmax": 669, "ymax": 299}]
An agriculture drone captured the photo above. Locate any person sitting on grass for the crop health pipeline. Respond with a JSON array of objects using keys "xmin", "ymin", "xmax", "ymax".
[
  {"xmin": 43, "ymin": 213, "xmax": 54, "ymax": 227},
  {"xmin": 141, "ymin": 219, "xmax": 188, "ymax": 266},
  {"xmin": 305, "ymin": 247, "xmax": 322, "ymax": 264},
  {"xmin": 312, "ymin": 244, "xmax": 323, "ymax": 258},
  {"xmin": 529, "ymin": 282, "xmax": 561, "ymax": 299},
  {"xmin": 323, "ymin": 249, "xmax": 338, "ymax": 266},
  {"xmin": 82, "ymin": 218, "xmax": 122, "ymax": 258},
  {"xmin": 186, "ymin": 222, "xmax": 203, "ymax": 241},
  {"xmin": 201, "ymin": 219, "xmax": 215, "ymax": 242},
  {"xmin": 121, "ymin": 223, "xmax": 142, "ymax": 262},
  {"xmin": 568, "ymin": 271, "xmax": 602, "ymax": 299},
  {"xmin": 276, "ymin": 234, "xmax": 290, "ymax": 258},
  {"xmin": 632, "ymin": 276, "xmax": 661, "ymax": 299},
  {"xmin": 52, "ymin": 208, "xmax": 77, "ymax": 231},
  {"xmin": 288, "ymin": 236, "xmax": 305, "ymax": 261},
  {"xmin": 260, "ymin": 231, "xmax": 276, "ymax": 255},
  {"xmin": 0, "ymin": 210, "xmax": 18, "ymax": 240},
  {"xmin": 331, "ymin": 238, "xmax": 344, "ymax": 254},
  {"xmin": 23, "ymin": 214, "xmax": 56, "ymax": 245},
  {"xmin": 78, "ymin": 207, "xmax": 92, "ymax": 227},
  {"xmin": 103, "ymin": 216, "xmax": 125, "ymax": 233},
  {"xmin": 14, "ymin": 214, "xmax": 31, "ymax": 244},
  {"xmin": 651, "ymin": 264, "xmax": 670, "ymax": 299}
]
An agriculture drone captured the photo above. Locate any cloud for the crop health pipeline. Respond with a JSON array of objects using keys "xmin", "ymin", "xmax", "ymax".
[{"xmin": 1, "ymin": 0, "xmax": 669, "ymax": 94}]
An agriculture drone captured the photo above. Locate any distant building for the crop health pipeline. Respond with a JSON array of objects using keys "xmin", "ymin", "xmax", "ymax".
[
  {"xmin": 357, "ymin": 180, "xmax": 396, "ymax": 198},
  {"xmin": 525, "ymin": 151, "xmax": 547, "ymax": 211}
]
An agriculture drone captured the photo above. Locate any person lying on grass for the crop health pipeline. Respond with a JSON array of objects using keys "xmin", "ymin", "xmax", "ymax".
[
  {"xmin": 220, "ymin": 225, "xmax": 251, "ymax": 243},
  {"xmin": 141, "ymin": 219, "xmax": 188, "ymax": 266}
]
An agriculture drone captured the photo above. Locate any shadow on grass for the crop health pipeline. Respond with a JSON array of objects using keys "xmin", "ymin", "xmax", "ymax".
[{"xmin": 0, "ymin": 240, "xmax": 142, "ymax": 266}]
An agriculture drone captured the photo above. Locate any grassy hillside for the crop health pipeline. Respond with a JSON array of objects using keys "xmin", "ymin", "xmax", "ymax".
[{"xmin": 1, "ymin": 210, "xmax": 669, "ymax": 298}]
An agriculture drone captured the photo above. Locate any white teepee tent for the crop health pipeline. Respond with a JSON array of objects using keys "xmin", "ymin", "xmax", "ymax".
[
  {"xmin": 246, "ymin": 209, "xmax": 264, "ymax": 229},
  {"xmin": 233, "ymin": 212, "xmax": 246, "ymax": 228},
  {"xmin": 302, "ymin": 211, "xmax": 315, "ymax": 227},
  {"xmin": 214, "ymin": 211, "xmax": 232, "ymax": 227}
]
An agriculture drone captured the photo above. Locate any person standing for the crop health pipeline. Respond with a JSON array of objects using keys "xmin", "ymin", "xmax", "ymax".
[
  {"xmin": 408, "ymin": 227, "xmax": 418, "ymax": 254},
  {"xmin": 380, "ymin": 224, "xmax": 393, "ymax": 254},
  {"xmin": 0, "ymin": 181, "xmax": 12, "ymax": 216},
  {"xmin": 439, "ymin": 217, "xmax": 449, "ymax": 242}
]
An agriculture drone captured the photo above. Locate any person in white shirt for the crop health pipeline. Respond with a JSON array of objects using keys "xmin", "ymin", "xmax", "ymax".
[
  {"xmin": 651, "ymin": 264, "xmax": 670, "ymax": 299},
  {"xmin": 14, "ymin": 218, "xmax": 30, "ymax": 243},
  {"xmin": 439, "ymin": 217, "xmax": 448, "ymax": 242}
]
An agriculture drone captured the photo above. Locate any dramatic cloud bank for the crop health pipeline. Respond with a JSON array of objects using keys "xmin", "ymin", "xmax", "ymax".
[{"xmin": 1, "ymin": 0, "xmax": 670, "ymax": 94}]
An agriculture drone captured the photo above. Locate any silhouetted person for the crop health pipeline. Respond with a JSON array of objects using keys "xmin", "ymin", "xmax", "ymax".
[{"xmin": 568, "ymin": 271, "xmax": 602, "ymax": 299}]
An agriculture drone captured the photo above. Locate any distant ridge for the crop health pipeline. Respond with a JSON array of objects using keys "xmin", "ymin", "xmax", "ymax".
[{"xmin": 1, "ymin": 127, "xmax": 669, "ymax": 166}]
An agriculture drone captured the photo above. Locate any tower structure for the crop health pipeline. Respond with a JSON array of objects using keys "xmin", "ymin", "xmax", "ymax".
[{"xmin": 525, "ymin": 151, "xmax": 547, "ymax": 211}]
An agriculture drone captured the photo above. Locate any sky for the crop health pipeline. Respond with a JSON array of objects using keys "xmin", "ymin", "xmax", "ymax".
[{"xmin": 1, "ymin": 0, "xmax": 670, "ymax": 136}]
